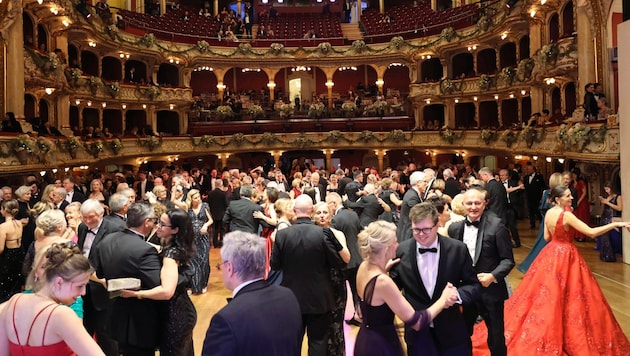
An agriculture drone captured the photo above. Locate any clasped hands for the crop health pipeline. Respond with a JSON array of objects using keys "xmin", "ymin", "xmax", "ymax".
[{"xmin": 440, "ymin": 282, "xmax": 459, "ymax": 308}]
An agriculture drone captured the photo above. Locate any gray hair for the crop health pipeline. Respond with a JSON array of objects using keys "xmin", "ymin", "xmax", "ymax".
[
  {"xmin": 240, "ymin": 184, "xmax": 253, "ymax": 198},
  {"xmin": 36, "ymin": 209, "xmax": 67, "ymax": 235},
  {"xmin": 409, "ymin": 171, "xmax": 426, "ymax": 186},
  {"xmin": 220, "ymin": 231, "xmax": 266, "ymax": 281},
  {"xmin": 108, "ymin": 193, "xmax": 128, "ymax": 213},
  {"xmin": 126, "ymin": 202, "xmax": 154, "ymax": 228},
  {"xmin": 443, "ymin": 168, "xmax": 454, "ymax": 179},
  {"xmin": 80, "ymin": 199, "xmax": 104, "ymax": 217}
]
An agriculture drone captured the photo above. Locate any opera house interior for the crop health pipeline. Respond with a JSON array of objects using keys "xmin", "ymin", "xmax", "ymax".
[{"xmin": 1, "ymin": 0, "xmax": 630, "ymax": 350}]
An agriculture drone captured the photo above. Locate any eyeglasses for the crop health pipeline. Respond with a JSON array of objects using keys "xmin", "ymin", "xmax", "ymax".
[
  {"xmin": 157, "ymin": 220, "xmax": 172, "ymax": 228},
  {"xmin": 216, "ymin": 260, "xmax": 229, "ymax": 271},
  {"xmin": 412, "ymin": 224, "xmax": 437, "ymax": 235}
]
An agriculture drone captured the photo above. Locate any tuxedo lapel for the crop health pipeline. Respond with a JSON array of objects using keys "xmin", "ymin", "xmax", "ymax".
[
  {"xmin": 473, "ymin": 217, "xmax": 486, "ymax": 266},
  {"xmin": 408, "ymin": 239, "xmax": 431, "ymax": 301},
  {"xmin": 434, "ymin": 236, "xmax": 449, "ymax": 302}
]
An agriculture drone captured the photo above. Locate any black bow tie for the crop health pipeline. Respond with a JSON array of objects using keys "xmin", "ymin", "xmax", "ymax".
[
  {"xmin": 87, "ymin": 229, "xmax": 97, "ymax": 235},
  {"xmin": 418, "ymin": 247, "xmax": 437, "ymax": 254},
  {"xmin": 465, "ymin": 220, "xmax": 480, "ymax": 228},
  {"xmin": 226, "ymin": 297, "xmax": 233, "ymax": 303}
]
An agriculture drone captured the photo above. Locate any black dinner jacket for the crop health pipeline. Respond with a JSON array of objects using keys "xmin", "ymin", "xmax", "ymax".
[
  {"xmin": 484, "ymin": 178, "xmax": 508, "ymax": 224},
  {"xmin": 391, "ymin": 235, "xmax": 480, "ymax": 350},
  {"xmin": 447, "ymin": 213, "xmax": 515, "ymax": 302},
  {"xmin": 92, "ymin": 229, "xmax": 164, "ymax": 350},
  {"xmin": 271, "ymin": 218, "xmax": 346, "ymax": 314},
  {"xmin": 207, "ymin": 187, "xmax": 229, "ymax": 221},
  {"xmin": 77, "ymin": 218, "xmax": 124, "ymax": 310},
  {"xmin": 330, "ymin": 207, "xmax": 362, "ymax": 269},
  {"xmin": 397, "ymin": 188, "xmax": 422, "ymax": 242},
  {"xmin": 524, "ymin": 172, "xmax": 546, "ymax": 201},
  {"xmin": 103, "ymin": 213, "xmax": 127, "ymax": 231},
  {"xmin": 344, "ymin": 193, "xmax": 385, "ymax": 228},
  {"xmin": 223, "ymin": 197, "xmax": 265, "ymax": 234},
  {"xmin": 202, "ymin": 280, "xmax": 302, "ymax": 356}
]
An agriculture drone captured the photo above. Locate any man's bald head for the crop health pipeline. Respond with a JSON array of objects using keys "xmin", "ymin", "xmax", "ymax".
[{"xmin": 294, "ymin": 195, "xmax": 314, "ymax": 218}]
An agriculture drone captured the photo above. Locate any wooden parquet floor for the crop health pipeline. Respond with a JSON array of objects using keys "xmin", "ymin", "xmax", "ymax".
[{"xmin": 189, "ymin": 220, "xmax": 630, "ymax": 355}]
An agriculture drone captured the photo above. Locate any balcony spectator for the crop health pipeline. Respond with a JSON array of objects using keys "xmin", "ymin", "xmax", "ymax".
[
  {"xmin": 1, "ymin": 112, "xmax": 23, "ymax": 133},
  {"xmin": 38, "ymin": 119, "xmax": 64, "ymax": 137},
  {"xmin": 583, "ymin": 83, "xmax": 598, "ymax": 119},
  {"xmin": 597, "ymin": 98, "xmax": 612, "ymax": 120},
  {"xmin": 257, "ymin": 25, "xmax": 268, "ymax": 39}
]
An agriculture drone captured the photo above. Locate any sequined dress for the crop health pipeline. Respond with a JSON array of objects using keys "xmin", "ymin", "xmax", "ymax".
[
  {"xmin": 159, "ymin": 246, "xmax": 197, "ymax": 356},
  {"xmin": 473, "ymin": 211, "xmax": 630, "ymax": 355},
  {"xmin": 188, "ymin": 203, "xmax": 210, "ymax": 293}
]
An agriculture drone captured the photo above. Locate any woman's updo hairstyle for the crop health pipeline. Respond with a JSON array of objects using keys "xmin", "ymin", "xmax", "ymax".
[
  {"xmin": 42, "ymin": 242, "xmax": 93, "ymax": 283},
  {"xmin": 1, "ymin": 199, "xmax": 19, "ymax": 216},
  {"xmin": 358, "ymin": 220, "xmax": 397, "ymax": 260}
]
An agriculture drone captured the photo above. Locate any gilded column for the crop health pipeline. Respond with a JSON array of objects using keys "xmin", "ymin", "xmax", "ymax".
[
  {"xmin": 5, "ymin": 6, "xmax": 25, "ymax": 119},
  {"xmin": 576, "ymin": 3, "xmax": 596, "ymax": 101},
  {"xmin": 272, "ymin": 151, "xmax": 282, "ymax": 169},
  {"xmin": 324, "ymin": 149, "xmax": 332, "ymax": 171},
  {"xmin": 160, "ymin": 0, "xmax": 166, "ymax": 15},
  {"xmin": 379, "ymin": 0, "xmax": 384, "ymax": 13},
  {"xmin": 375, "ymin": 150, "xmax": 385, "ymax": 173},
  {"xmin": 56, "ymin": 95, "xmax": 70, "ymax": 129},
  {"xmin": 356, "ymin": 0, "xmax": 362, "ymax": 22}
]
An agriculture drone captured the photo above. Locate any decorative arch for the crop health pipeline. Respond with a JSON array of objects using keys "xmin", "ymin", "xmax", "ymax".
[
  {"xmin": 38, "ymin": 99, "xmax": 50, "ymax": 122},
  {"xmin": 157, "ymin": 63, "xmax": 180, "ymax": 87},
  {"xmin": 420, "ymin": 58, "xmax": 442, "ymax": 82},
  {"xmin": 81, "ymin": 50, "xmax": 99, "ymax": 77},
  {"xmin": 478, "ymin": 100, "xmax": 499, "ymax": 128},
  {"xmin": 549, "ymin": 13, "xmax": 560, "ymax": 43},
  {"xmin": 455, "ymin": 102, "xmax": 476, "ymax": 129},
  {"xmin": 452, "ymin": 52, "xmax": 474, "ymax": 78},
  {"xmin": 499, "ymin": 42, "xmax": 517, "ymax": 69},
  {"xmin": 383, "ymin": 64, "xmax": 410, "ymax": 96},
  {"xmin": 102, "ymin": 56, "xmax": 122, "ymax": 81},
  {"xmin": 190, "ymin": 69, "xmax": 218, "ymax": 97},
  {"xmin": 519, "ymin": 35, "xmax": 530, "ymax": 60},
  {"xmin": 36, "ymin": 23, "xmax": 48, "ymax": 51},
  {"xmin": 563, "ymin": 82, "xmax": 577, "ymax": 115},
  {"xmin": 477, "ymin": 48, "xmax": 497, "ymax": 75},
  {"xmin": 423, "ymin": 104, "xmax": 445, "ymax": 129},
  {"xmin": 125, "ymin": 60, "xmax": 148, "ymax": 84},
  {"xmin": 561, "ymin": 1, "xmax": 575, "ymax": 37},
  {"xmin": 22, "ymin": 12, "xmax": 35, "ymax": 47}
]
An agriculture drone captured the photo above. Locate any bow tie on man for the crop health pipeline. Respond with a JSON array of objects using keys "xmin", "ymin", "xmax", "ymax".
[
  {"xmin": 465, "ymin": 219, "xmax": 480, "ymax": 228},
  {"xmin": 418, "ymin": 247, "xmax": 438, "ymax": 254}
]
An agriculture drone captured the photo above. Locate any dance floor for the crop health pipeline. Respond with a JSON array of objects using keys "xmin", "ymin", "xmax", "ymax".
[{"xmin": 189, "ymin": 220, "xmax": 630, "ymax": 355}]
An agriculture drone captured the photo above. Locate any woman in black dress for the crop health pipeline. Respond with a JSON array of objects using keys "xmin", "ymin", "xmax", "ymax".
[
  {"xmin": 122, "ymin": 208, "xmax": 197, "ymax": 355},
  {"xmin": 354, "ymin": 221, "xmax": 457, "ymax": 356},
  {"xmin": 0, "ymin": 199, "xmax": 24, "ymax": 302}
]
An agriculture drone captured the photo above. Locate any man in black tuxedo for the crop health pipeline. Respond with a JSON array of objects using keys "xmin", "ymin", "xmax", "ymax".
[
  {"xmin": 447, "ymin": 187, "xmax": 515, "ymax": 356},
  {"xmin": 443, "ymin": 168, "xmax": 461, "ymax": 199},
  {"xmin": 51, "ymin": 187, "xmax": 69, "ymax": 210},
  {"xmin": 133, "ymin": 171, "xmax": 153, "ymax": 201},
  {"xmin": 397, "ymin": 171, "xmax": 427, "ymax": 242},
  {"xmin": 499, "ymin": 169, "xmax": 524, "ymax": 247},
  {"xmin": 327, "ymin": 192, "xmax": 362, "ymax": 325},
  {"xmin": 191, "ymin": 167, "xmax": 210, "ymax": 196},
  {"xmin": 271, "ymin": 195, "xmax": 346, "ymax": 355},
  {"xmin": 92, "ymin": 202, "xmax": 163, "ymax": 356},
  {"xmin": 63, "ymin": 176, "xmax": 86, "ymax": 203},
  {"xmin": 391, "ymin": 202, "xmax": 480, "ymax": 355},
  {"xmin": 207, "ymin": 179, "xmax": 229, "ymax": 247},
  {"xmin": 344, "ymin": 170, "xmax": 364, "ymax": 202},
  {"xmin": 202, "ymin": 231, "xmax": 302, "ymax": 356},
  {"xmin": 309, "ymin": 172, "xmax": 326, "ymax": 203},
  {"xmin": 336, "ymin": 169, "xmax": 352, "ymax": 197},
  {"xmin": 223, "ymin": 183, "xmax": 265, "ymax": 234},
  {"xmin": 478, "ymin": 167, "xmax": 508, "ymax": 225},
  {"xmin": 344, "ymin": 183, "xmax": 389, "ymax": 228},
  {"xmin": 77, "ymin": 199, "xmax": 125, "ymax": 356},
  {"xmin": 103, "ymin": 193, "xmax": 129, "ymax": 231},
  {"xmin": 523, "ymin": 163, "xmax": 546, "ymax": 229}
]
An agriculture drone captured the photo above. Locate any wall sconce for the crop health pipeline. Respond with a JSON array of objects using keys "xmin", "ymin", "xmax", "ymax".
[
  {"xmin": 521, "ymin": 90, "xmax": 527, "ymax": 96},
  {"xmin": 75, "ymin": 99, "xmax": 80, "ymax": 105},
  {"xmin": 461, "ymin": 152, "xmax": 466, "ymax": 157},
  {"xmin": 217, "ymin": 83, "xmax": 227, "ymax": 90},
  {"xmin": 454, "ymin": 99, "xmax": 459, "ymax": 103},
  {"xmin": 64, "ymin": 167, "xmax": 70, "ymax": 172},
  {"xmin": 52, "ymin": 168, "xmax": 58, "ymax": 174},
  {"xmin": 375, "ymin": 79, "xmax": 384, "ymax": 86},
  {"xmin": 45, "ymin": 88, "xmax": 55, "ymax": 95},
  {"xmin": 545, "ymin": 77, "xmax": 556, "ymax": 85},
  {"xmin": 509, "ymin": 93, "xmax": 514, "ymax": 98},
  {"xmin": 169, "ymin": 104, "xmax": 175, "ymax": 110},
  {"xmin": 532, "ymin": 155, "xmax": 538, "ymax": 160},
  {"xmin": 119, "ymin": 53, "xmax": 125, "ymax": 58},
  {"xmin": 425, "ymin": 98, "xmax": 431, "ymax": 104},
  {"xmin": 473, "ymin": 96, "xmax": 478, "ymax": 101},
  {"xmin": 500, "ymin": 32, "xmax": 508, "ymax": 40},
  {"xmin": 545, "ymin": 157, "xmax": 552, "ymax": 163},
  {"xmin": 494, "ymin": 94, "xmax": 499, "ymax": 100},
  {"xmin": 168, "ymin": 58, "xmax": 180, "ymax": 65},
  {"xmin": 62, "ymin": 19, "xmax": 70, "ymax": 27},
  {"xmin": 142, "ymin": 104, "xmax": 147, "ymax": 109},
  {"xmin": 325, "ymin": 81, "xmax": 335, "ymax": 88},
  {"xmin": 530, "ymin": 9, "xmax": 536, "ymax": 17},
  {"xmin": 558, "ymin": 158, "xmax": 565, "ymax": 164},
  {"xmin": 40, "ymin": 170, "xmax": 47, "ymax": 177},
  {"xmin": 267, "ymin": 82, "xmax": 276, "ymax": 89},
  {"xmin": 88, "ymin": 41, "xmax": 96, "ymax": 47},
  {"xmin": 87, "ymin": 101, "xmax": 92, "ymax": 106},
  {"xmin": 102, "ymin": 102, "xmax": 107, "ymax": 108},
  {"xmin": 420, "ymin": 54, "xmax": 432, "ymax": 59},
  {"xmin": 37, "ymin": 0, "xmax": 43, "ymax": 4},
  {"xmin": 541, "ymin": 0, "xmax": 547, "ymax": 4},
  {"xmin": 467, "ymin": 45, "xmax": 477, "ymax": 51},
  {"xmin": 121, "ymin": 103, "xmax": 127, "ymax": 109},
  {"xmin": 50, "ymin": 7, "xmax": 59, "ymax": 15}
]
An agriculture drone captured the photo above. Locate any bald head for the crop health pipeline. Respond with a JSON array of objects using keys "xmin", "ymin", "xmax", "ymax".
[{"xmin": 294, "ymin": 195, "xmax": 314, "ymax": 218}]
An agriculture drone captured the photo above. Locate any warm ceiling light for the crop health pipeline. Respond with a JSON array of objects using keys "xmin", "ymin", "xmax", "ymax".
[
  {"xmin": 75, "ymin": 99, "xmax": 80, "ymax": 105},
  {"xmin": 169, "ymin": 104, "xmax": 175, "ymax": 110},
  {"xmin": 87, "ymin": 101, "xmax": 92, "ymax": 106},
  {"xmin": 473, "ymin": 96, "xmax": 478, "ymax": 101},
  {"xmin": 45, "ymin": 88, "xmax": 55, "ymax": 95},
  {"xmin": 102, "ymin": 102, "xmax": 107, "ymax": 108},
  {"xmin": 121, "ymin": 103, "xmax": 127, "ymax": 109},
  {"xmin": 142, "ymin": 104, "xmax": 147, "ymax": 109}
]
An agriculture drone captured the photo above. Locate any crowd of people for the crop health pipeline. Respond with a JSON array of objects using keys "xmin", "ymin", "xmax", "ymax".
[{"xmin": 0, "ymin": 158, "xmax": 628, "ymax": 355}]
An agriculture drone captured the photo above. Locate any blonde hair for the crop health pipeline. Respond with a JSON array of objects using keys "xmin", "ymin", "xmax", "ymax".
[
  {"xmin": 358, "ymin": 220, "xmax": 397, "ymax": 260},
  {"xmin": 274, "ymin": 198, "xmax": 293, "ymax": 217},
  {"xmin": 548, "ymin": 172, "xmax": 564, "ymax": 190},
  {"xmin": 451, "ymin": 193, "xmax": 466, "ymax": 216},
  {"xmin": 432, "ymin": 178, "xmax": 446, "ymax": 192},
  {"xmin": 185, "ymin": 189, "xmax": 201, "ymax": 207}
]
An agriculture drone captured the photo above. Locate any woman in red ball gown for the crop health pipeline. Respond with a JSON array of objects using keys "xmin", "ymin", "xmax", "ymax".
[{"xmin": 473, "ymin": 186, "xmax": 630, "ymax": 356}]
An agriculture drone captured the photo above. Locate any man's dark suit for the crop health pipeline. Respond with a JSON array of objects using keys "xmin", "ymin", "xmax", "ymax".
[
  {"xmin": 524, "ymin": 172, "xmax": 546, "ymax": 228},
  {"xmin": 67, "ymin": 189, "xmax": 86, "ymax": 203},
  {"xmin": 397, "ymin": 188, "xmax": 422, "ymax": 242},
  {"xmin": 391, "ymin": 236, "xmax": 480, "ymax": 355},
  {"xmin": 503, "ymin": 179, "xmax": 521, "ymax": 246},
  {"xmin": 448, "ymin": 213, "xmax": 515, "ymax": 356},
  {"xmin": 93, "ymin": 229, "xmax": 164, "ymax": 355},
  {"xmin": 135, "ymin": 179, "xmax": 154, "ymax": 200},
  {"xmin": 207, "ymin": 187, "xmax": 228, "ymax": 247},
  {"xmin": 484, "ymin": 178, "xmax": 508, "ymax": 225},
  {"xmin": 77, "ymin": 218, "xmax": 123, "ymax": 356},
  {"xmin": 344, "ymin": 193, "xmax": 385, "ymax": 228},
  {"xmin": 202, "ymin": 280, "xmax": 302, "ymax": 356},
  {"xmin": 330, "ymin": 207, "xmax": 362, "ymax": 316},
  {"xmin": 223, "ymin": 197, "xmax": 264, "ymax": 234},
  {"xmin": 103, "ymin": 213, "xmax": 127, "ymax": 231},
  {"xmin": 58, "ymin": 200, "xmax": 69, "ymax": 211},
  {"xmin": 444, "ymin": 177, "xmax": 461, "ymax": 199},
  {"xmin": 271, "ymin": 218, "xmax": 346, "ymax": 355}
]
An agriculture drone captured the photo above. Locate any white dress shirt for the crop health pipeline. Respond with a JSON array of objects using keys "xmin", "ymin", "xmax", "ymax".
[{"xmin": 416, "ymin": 241, "xmax": 440, "ymax": 298}]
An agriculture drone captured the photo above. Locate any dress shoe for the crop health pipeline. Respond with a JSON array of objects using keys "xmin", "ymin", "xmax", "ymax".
[
  {"xmin": 345, "ymin": 318, "xmax": 361, "ymax": 326},
  {"xmin": 512, "ymin": 243, "xmax": 521, "ymax": 248}
]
